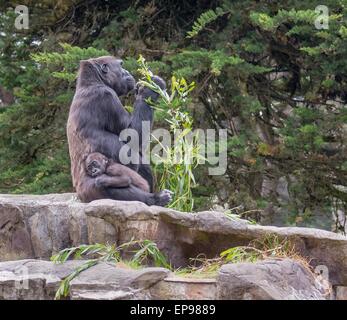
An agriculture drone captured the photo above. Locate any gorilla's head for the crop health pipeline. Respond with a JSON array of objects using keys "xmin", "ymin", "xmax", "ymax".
[
  {"xmin": 85, "ymin": 152, "xmax": 109, "ymax": 177},
  {"xmin": 79, "ymin": 56, "xmax": 136, "ymax": 96}
]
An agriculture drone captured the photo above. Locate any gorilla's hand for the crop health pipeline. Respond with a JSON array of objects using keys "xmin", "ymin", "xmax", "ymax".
[
  {"xmin": 136, "ymin": 75, "xmax": 166, "ymax": 100},
  {"xmin": 151, "ymin": 75, "xmax": 166, "ymax": 90}
]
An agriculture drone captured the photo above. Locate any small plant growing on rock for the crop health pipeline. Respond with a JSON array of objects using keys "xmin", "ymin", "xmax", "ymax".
[
  {"xmin": 220, "ymin": 234, "xmax": 303, "ymax": 263},
  {"xmin": 51, "ymin": 240, "xmax": 170, "ymax": 300}
]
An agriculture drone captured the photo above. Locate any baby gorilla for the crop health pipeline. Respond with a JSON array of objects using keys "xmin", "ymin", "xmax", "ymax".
[{"xmin": 85, "ymin": 152, "xmax": 150, "ymax": 192}]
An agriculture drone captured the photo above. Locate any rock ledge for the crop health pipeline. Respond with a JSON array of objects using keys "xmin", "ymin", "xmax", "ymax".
[{"xmin": 0, "ymin": 193, "xmax": 346, "ymax": 298}]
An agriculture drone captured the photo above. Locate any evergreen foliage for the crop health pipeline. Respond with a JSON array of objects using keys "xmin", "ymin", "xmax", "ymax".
[{"xmin": 0, "ymin": 1, "xmax": 346, "ymax": 229}]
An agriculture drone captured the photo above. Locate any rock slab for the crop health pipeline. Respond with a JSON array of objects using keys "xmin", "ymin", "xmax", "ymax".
[
  {"xmin": 1, "ymin": 193, "xmax": 347, "ymax": 286},
  {"xmin": 217, "ymin": 259, "xmax": 329, "ymax": 300},
  {"xmin": 0, "ymin": 258, "xmax": 329, "ymax": 300}
]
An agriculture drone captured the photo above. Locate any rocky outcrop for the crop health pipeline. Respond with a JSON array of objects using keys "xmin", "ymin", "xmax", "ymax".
[
  {"xmin": 69, "ymin": 263, "xmax": 170, "ymax": 300},
  {"xmin": 0, "ymin": 258, "xmax": 329, "ymax": 300},
  {"xmin": 0, "ymin": 259, "xmax": 169, "ymax": 300},
  {"xmin": 335, "ymin": 286, "xmax": 347, "ymax": 300},
  {"xmin": 217, "ymin": 259, "xmax": 329, "ymax": 300},
  {"xmin": 0, "ymin": 259, "xmax": 83, "ymax": 299},
  {"xmin": 0, "ymin": 193, "xmax": 76, "ymax": 261},
  {"xmin": 149, "ymin": 277, "xmax": 217, "ymax": 300},
  {"xmin": 0, "ymin": 193, "xmax": 347, "ymax": 288}
]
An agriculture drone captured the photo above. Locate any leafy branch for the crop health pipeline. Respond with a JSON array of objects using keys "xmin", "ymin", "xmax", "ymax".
[
  {"xmin": 137, "ymin": 55, "xmax": 204, "ymax": 212},
  {"xmin": 31, "ymin": 43, "xmax": 109, "ymax": 83},
  {"xmin": 186, "ymin": 7, "xmax": 227, "ymax": 38}
]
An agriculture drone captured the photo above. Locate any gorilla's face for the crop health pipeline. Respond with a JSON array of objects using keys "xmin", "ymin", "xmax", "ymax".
[
  {"xmin": 95, "ymin": 56, "xmax": 136, "ymax": 96},
  {"xmin": 85, "ymin": 152, "xmax": 108, "ymax": 177}
]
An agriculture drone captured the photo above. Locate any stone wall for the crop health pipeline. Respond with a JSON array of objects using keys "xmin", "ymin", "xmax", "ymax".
[
  {"xmin": 0, "ymin": 259, "xmax": 330, "ymax": 300},
  {"xmin": 0, "ymin": 193, "xmax": 347, "ymax": 299}
]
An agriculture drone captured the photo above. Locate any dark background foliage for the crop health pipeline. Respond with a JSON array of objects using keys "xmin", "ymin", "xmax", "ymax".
[{"xmin": 0, "ymin": 0, "xmax": 346, "ymax": 231}]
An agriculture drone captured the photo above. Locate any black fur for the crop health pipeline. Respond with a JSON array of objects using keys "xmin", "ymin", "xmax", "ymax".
[{"xmin": 67, "ymin": 56, "xmax": 171, "ymax": 206}]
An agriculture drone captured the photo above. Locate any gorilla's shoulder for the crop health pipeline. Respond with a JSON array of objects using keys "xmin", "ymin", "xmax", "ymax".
[{"xmin": 75, "ymin": 84, "xmax": 116, "ymax": 99}]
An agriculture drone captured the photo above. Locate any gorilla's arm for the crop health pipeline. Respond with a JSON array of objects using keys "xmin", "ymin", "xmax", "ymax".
[
  {"xmin": 95, "ymin": 174, "xmax": 131, "ymax": 188},
  {"xmin": 106, "ymin": 161, "xmax": 150, "ymax": 192},
  {"xmin": 130, "ymin": 93, "xmax": 154, "ymax": 134},
  {"xmin": 129, "ymin": 76, "xmax": 166, "ymax": 145},
  {"xmin": 127, "ymin": 76, "xmax": 166, "ymax": 191},
  {"xmin": 88, "ymin": 129, "xmax": 124, "ymax": 162},
  {"xmin": 77, "ymin": 88, "xmax": 140, "ymax": 168}
]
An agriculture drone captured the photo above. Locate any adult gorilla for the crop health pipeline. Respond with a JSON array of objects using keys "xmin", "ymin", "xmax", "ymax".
[{"xmin": 67, "ymin": 56, "xmax": 172, "ymax": 206}]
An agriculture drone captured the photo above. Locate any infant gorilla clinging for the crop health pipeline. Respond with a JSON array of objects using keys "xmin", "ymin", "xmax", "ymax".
[{"xmin": 85, "ymin": 152, "xmax": 150, "ymax": 192}]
